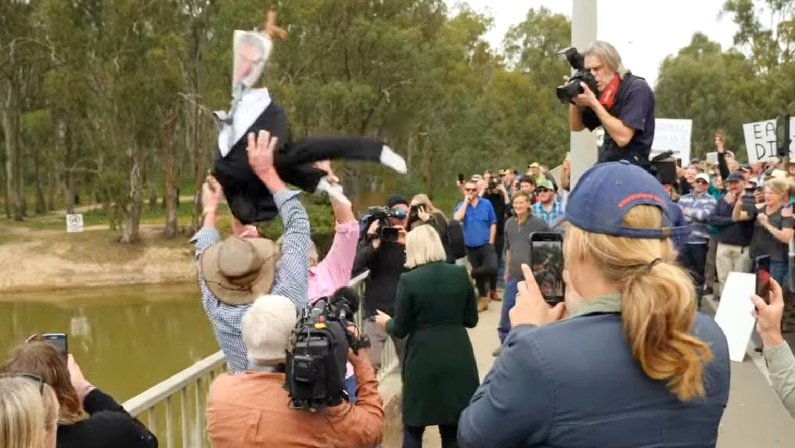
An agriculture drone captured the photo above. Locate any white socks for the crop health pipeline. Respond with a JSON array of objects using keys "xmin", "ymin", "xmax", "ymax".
[{"xmin": 380, "ymin": 145, "xmax": 407, "ymax": 174}]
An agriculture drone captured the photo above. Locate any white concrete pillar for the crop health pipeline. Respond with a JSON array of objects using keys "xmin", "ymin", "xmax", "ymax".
[{"xmin": 569, "ymin": 0, "xmax": 598, "ymax": 188}]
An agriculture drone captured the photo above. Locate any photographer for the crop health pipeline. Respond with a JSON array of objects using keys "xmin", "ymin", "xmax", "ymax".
[
  {"xmin": 353, "ymin": 195, "xmax": 410, "ymax": 373},
  {"xmin": 566, "ymin": 41, "xmax": 655, "ymax": 168},
  {"xmin": 207, "ymin": 295, "xmax": 383, "ymax": 447}
]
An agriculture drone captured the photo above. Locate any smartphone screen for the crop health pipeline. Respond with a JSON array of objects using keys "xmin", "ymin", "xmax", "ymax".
[
  {"xmin": 755, "ymin": 255, "xmax": 772, "ymax": 304},
  {"xmin": 529, "ymin": 232, "xmax": 565, "ymax": 305},
  {"xmin": 41, "ymin": 333, "xmax": 68, "ymax": 359}
]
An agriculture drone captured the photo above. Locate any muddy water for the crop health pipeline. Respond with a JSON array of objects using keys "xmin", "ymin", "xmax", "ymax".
[{"xmin": 0, "ymin": 283, "xmax": 217, "ymax": 403}]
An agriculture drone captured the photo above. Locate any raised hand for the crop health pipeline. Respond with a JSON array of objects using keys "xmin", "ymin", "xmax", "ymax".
[{"xmin": 264, "ymin": 9, "xmax": 287, "ymax": 40}]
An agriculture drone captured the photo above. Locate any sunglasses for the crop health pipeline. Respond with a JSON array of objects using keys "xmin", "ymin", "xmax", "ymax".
[
  {"xmin": 0, "ymin": 373, "xmax": 45, "ymax": 394},
  {"xmin": 390, "ymin": 208, "xmax": 407, "ymax": 219},
  {"xmin": 536, "ymin": 188, "xmax": 550, "ymax": 193},
  {"xmin": 695, "ymin": 179, "xmax": 708, "ymax": 185},
  {"xmin": 465, "ymin": 188, "xmax": 477, "ymax": 192}
]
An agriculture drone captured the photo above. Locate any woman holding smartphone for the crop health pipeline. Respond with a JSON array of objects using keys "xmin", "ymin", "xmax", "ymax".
[
  {"xmin": 1, "ymin": 341, "xmax": 158, "ymax": 448},
  {"xmin": 733, "ymin": 178, "xmax": 793, "ymax": 287}
]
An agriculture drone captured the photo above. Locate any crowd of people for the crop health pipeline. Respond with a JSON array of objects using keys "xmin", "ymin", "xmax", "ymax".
[{"xmin": 4, "ymin": 31, "xmax": 795, "ymax": 448}]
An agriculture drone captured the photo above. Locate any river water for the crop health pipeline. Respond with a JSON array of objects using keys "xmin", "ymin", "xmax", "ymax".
[
  {"xmin": 0, "ymin": 283, "xmax": 217, "ymax": 403},
  {"xmin": 0, "ymin": 191, "xmax": 458, "ymax": 405}
]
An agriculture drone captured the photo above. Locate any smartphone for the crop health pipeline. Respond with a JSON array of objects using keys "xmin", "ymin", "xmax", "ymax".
[
  {"xmin": 529, "ymin": 232, "xmax": 565, "ymax": 305},
  {"xmin": 41, "ymin": 333, "xmax": 68, "ymax": 359},
  {"xmin": 457, "ymin": 173, "xmax": 465, "ymax": 183},
  {"xmin": 409, "ymin": 204, "xmax": 423, "ymax": 221},
  {"xmin": 380, "ymin": 226, "xmax": 399, "ymax": 243},
  {"xmin": 755, "ymin": 255, "xmax": 772, "ymax": 304}
]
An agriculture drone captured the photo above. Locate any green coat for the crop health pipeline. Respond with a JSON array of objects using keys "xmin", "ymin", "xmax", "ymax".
[{"xmin": 386, "ymin": 262, "xmax": 480, "ymax": 427}]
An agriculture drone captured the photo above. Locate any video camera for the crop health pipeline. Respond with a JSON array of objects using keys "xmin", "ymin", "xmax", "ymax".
[
  {"xmin": 555, "ymin": 47, "xmax": 598, "ymax": 105},
  {"xmin": 649, "ymin": 150, "xmax": 678, "ymax": 185},
  {"xmin": 360, "ymin": 206, "xmax": 405, "ymax": 243},
  {"xmin": 285, "ymin": 287, "xmax": 370, "ymax": 412}
]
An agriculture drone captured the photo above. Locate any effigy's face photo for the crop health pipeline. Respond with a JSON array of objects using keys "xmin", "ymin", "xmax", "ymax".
[{"xmin": 233, "ymin": 31, "xmax": 270, "ymax": 88}]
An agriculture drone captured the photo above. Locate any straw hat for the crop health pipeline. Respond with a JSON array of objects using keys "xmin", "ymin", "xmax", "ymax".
[{"xmin": 200, "ymin": 236, "xmax": 280, "ymax": 305}]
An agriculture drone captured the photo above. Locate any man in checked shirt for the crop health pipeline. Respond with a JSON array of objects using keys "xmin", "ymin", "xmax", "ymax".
[{"xmin": 192, "ymin": 129, "xmax": 310, "ymax": 372}]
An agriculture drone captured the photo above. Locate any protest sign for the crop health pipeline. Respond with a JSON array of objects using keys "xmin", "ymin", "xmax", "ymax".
[
  {"xmin": 742, "ymin": 117, "xmax": 795, "ymax": 163},
  {"xmin": 651, "ymin": 118, "xmax": 692, "ymax": 166}
]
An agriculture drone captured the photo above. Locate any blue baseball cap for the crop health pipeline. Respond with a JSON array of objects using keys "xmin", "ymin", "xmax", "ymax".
[{"xmin": 565, "ymin": 161, "xmax": 684, "ymax": 239}]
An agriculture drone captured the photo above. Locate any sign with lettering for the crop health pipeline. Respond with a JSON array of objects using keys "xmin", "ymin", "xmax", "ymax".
[
  {"xmin": 742, "ymin": 117, "xmax": 795, "ymax": 163},
  {"xmin": 651, "ymin": 118, "xmax": 692, "ymax": 166},
  {"xmin": 66, "ymin": 214, "xmax": 84, "ymax": 233}
]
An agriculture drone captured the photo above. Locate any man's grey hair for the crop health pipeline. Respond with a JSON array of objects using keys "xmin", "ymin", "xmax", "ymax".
[{"xmin": 583, "ymin": 40, "xmax": 628, "ymax": 77}]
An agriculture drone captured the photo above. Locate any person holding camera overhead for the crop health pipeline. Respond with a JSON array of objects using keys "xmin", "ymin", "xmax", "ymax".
[
  {"xmin": 353, "ymin": 195, "xmax": 411, "ymax": 373},
  {"xmin": 564, "ymin": 41, "xmax": 655, "ymax": 169}
]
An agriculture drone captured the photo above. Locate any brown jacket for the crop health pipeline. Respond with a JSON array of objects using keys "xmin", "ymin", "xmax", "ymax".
[{"xmin": 207, "ymin": 353, "xmax": 383, "ymax": 447}]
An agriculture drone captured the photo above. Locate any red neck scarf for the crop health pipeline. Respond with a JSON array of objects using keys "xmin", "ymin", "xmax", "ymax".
[{"xmin": 599, "ymin": 75, "xmax": 621, "ymax": 110}]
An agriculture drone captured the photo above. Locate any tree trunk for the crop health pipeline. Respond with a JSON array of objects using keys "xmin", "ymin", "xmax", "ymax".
[
  {"xmin": 189, "ymin": 100, "xmax": 203, "ymax": 233},
  {"xmin": 33, "ymin": 145, "xmax": 46, "ymax": 214},
  {"xmin": 162, "ymin": 115, "xmax": 179, "ymax": 239},
  {"xmin": 0, "ymin": 145, "xmax": 8, "ymax": 219},
  {"xmin": 2, "ymin": 80, "xmax": 23, "ymax": 221},
  {"xmin": 46, "ymin": 168, "xmax": 56, "ymax": 212},
  {"xmin": 148, "ymin": 187, "xmax": 157, "ymax": 211},
  {"xmin": 120, "ymin": 160, "xmax": 143, "ymax": 244},
  {"xmin": 59, "ymin": 121, "xmax": 77, "ymax": 214}
]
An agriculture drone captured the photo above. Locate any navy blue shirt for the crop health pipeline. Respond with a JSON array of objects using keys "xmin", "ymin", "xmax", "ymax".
[
  {"xmin": 582, "ymin": 74, "xmax": 655, "ymax": 167},
  {"xmin": 455, "ymin": 198, "xmax": 496, "ymax": 247}
]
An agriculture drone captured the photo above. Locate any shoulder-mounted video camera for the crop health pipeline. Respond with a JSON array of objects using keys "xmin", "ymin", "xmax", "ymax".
[
  {"xmin": 555, "ymin": 47, "xmax": 598, "ymax": 105},
  {"xmin": 285, "ymin": 287, "xmax": 370, "ymax": 412},
  {"xmin": 360, "ymin": 206, "xmax": 405, "ymax": 243}
]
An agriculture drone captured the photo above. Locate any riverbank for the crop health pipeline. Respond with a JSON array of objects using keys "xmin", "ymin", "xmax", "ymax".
[{"xmin": 0, "ymin": 226, "xmax": 195, "ymax": 295}]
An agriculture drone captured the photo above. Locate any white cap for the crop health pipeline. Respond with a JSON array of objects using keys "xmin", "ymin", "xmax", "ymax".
[{"xmin": 695, "ymin": 173, "xmax": 710, "ymax": 183}]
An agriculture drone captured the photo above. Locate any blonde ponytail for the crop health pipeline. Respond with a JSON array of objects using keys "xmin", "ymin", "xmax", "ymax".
[
  {"xmin": 568, "ymin": 204, "xmax": 714, "ymax": 402},
  {"xmin": 621, "ymin": 261, "xmax": 713, "ymax": 401}
]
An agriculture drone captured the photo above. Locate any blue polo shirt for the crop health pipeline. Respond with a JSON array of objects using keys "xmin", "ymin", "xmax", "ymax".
[{"xmin": 454, "ymin": 198, "xmax": 497, "ymax": 247}]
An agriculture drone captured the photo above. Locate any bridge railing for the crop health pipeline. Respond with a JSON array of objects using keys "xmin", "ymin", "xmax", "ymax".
[{"xmin": 123, "ymin": 270, "xmax": 399, "ymax": 448}]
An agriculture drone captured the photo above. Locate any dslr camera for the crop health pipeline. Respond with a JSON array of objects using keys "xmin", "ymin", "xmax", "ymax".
[
  {"xmin": 555, "ymin": 47, "xmax": 598, "ymax": 105},
  {"xmin": 286, "ymin": 287, "xmax": 370, "ymax": 411},
  {"xmin": 360, "ymin": 206, "xmax": 405, "ymax": 243}
]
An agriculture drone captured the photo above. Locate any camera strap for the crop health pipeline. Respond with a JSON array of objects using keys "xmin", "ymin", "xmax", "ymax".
[{"xmin": 247, "ymin": 363, "xmax": 286, "ymax": 373}]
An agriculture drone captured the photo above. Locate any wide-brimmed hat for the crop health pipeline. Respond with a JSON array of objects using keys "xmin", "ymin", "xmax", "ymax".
[{"xmin": 200, "ymin": 236, "xmax": 280, "ymax": 306}]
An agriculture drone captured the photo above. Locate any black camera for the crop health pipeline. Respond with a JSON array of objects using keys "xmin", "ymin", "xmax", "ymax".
[
  {"xmin": 285, "ymin": 287, "xmax": 369, "ymax": 411},
  {"xmin": 555, "ymin": 47, "xmax": 598, "ymax": 105},
  {"xmin": 649, "ymin": 151, "xmax": 678, "ymax": 185},
  {"xmin": 487, "ymin": 180, "xmax": 498, "ymax": 190},
  {"xmin": 360, "ymin": 206, "xmax": 405, "ymax": 242}
]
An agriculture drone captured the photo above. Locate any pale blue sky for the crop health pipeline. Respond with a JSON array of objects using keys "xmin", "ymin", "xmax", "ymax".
[{"xmin": 451, "ymin": 0, "xmax": 740, "ymax": 87}]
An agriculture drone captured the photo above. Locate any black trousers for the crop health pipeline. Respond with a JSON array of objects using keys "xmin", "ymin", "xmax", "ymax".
[
  {"xmin": 681, "ymin": 243, "xmax": 708, "ymax": 308},
  {"xmin": 403, "ymin": 424, "xmax": 458, "ymax": 448},
  {"xmin": 490, "ymin": 233, "xmax": 505, "ymax": 292},
  {"xmin": 466, "ymin": 244, "xmax": 498, "ymax": 297}
]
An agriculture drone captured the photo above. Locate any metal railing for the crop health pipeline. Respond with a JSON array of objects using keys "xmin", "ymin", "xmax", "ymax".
[{"xmin": 123, "ymin": 269, "xmax": 399, "ymax": 448}]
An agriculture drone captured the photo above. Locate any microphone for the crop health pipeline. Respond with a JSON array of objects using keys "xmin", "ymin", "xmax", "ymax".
[{"xmin": 331, "ymin": 287, "xmax": 360, "ymax": 323}]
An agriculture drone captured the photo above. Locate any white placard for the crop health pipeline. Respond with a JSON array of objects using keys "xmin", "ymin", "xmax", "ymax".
[
  {"xmin": 66, "ymin": 214, "xmax": 84, "ymax": 233},
  {"xmin": 742, "ymin": 117, "xmax": 795, "ymax": 163},
  {"xmin": 713, "ymin": 272, "xmax": 756, "ymax": 362},
  {"xmin": 651, "ymin": 118, "xmax": 692, "ymax": 166},
  {"xmin": 706, "ymin": 151, "xmax": 718, "ymax": 165}
]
